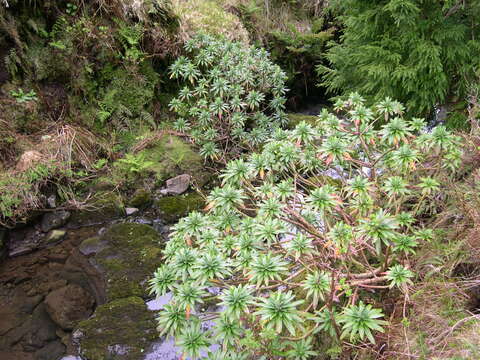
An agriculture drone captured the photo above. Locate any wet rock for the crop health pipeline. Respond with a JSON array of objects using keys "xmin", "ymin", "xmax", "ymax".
[
  {"xmin": 155, "ymin": 192, "xmax": 204, "ymax": 223},
  {"xmin": 128, "ymin": 189, "xmax": 152, "ymax": 209},
  {"xmin": 45, "ymin": 284, "xmax": 95, "ymax": 331},
  {"xmin": 34, "ymin": 339, "xmax": 65, "ymax": 360},
  {"xmin": 24, "ymin": 303, "xmax": 58, "ymax": 349},
  {"xmin": 47, "ymin": 279, "xmax": 68, "ymax": 292},
  {"xmin": 46, "ymin": 251, "xmax": 69, "ymax": 263},
  {"xmin": 125, "ymin": 207, "xmax": 139, "ymax": 216},
  {"xmin": 9, "ymin": 245, "xmax": 36, "ymax": 257},
  {"xmin": 19, "ymin": 295, "xmax": 44, "ymax": 314},
  {"xmin": 47, "ymin": 195, "xmax": 57, "ymax": 208},
  {"xmin": 44, "ymin": 230, "xmax": 67, "ymax": 244},
  {"xmin": 78, "ymin": 237, "xmax": 105, "ymax": 257},
  {"xmin": 132, "ymin": 217, "xmax": 153, "ymax": 225},
  {"xmin": 92, "ymin": 223, "xmax": 164, "ymax": 301},
  {"xmin": 161, "ymin": 174, "xmax": 191, "ymax": 195},
  {"xmin": 41, "ymin": 211, "xmax": 71, "ymax": 232},
  {"xmin": 77, "ymin": 296, "xmax": 157, "ymax": 360},
  {"xmin": 12, "ymin": 271, "xmax": 32, "ymax": 285},
  {"xmin": 60, "ymin": 251, "xmax": 107, "ymax": 306},
  {"xmin": 8, "ymin": 228, "xmax": 43, "ymax": 257}
]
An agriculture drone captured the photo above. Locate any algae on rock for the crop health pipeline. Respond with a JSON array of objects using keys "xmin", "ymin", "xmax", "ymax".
[
  {"xmin": 156, "ymin": 192, "xmax": 205, "ymax": 223},
  {"xmin": 76, "ymin": 223, "xmax": 165, "ymax": 359},
  {"xmin": 77, "ymin": 296, "xmax": 157, "ymax": 360},
  {"xmin": 69, "ymin": 192, "xmax": 125, "ymax": 227},
  {"xmin": 86, "ymin": 223, "xmax": 164, "ymax": 301},
  {"xmin": 128, "ymin": 189, "xmax": 153, "ymax": 209}
]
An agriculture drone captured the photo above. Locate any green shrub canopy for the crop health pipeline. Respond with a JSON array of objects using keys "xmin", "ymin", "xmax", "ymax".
[
  {"xmin": 169, "ymin": 34, "xmax": 289, "ymax": 159},
  {"xmin": 149, "ymin": 93, "xmax": 462, "ymax": 358}
]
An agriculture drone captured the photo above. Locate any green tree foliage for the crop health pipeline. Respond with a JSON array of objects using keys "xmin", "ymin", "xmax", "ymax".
[
  {"xmin": 168, "ymin": 34, "xmax": 288, "ymax": 159},
  {"xmin": 318, "ymin": 0, "xmax": 480, "ymax": 115},
  {"xmin": 149, "ymin": 94, "xmax": 463, "ymax": 358}
]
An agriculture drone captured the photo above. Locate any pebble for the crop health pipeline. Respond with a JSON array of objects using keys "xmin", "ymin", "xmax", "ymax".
[{"xmin": 125, "ymin": 207, "xmax": 139, "ymax": 216}]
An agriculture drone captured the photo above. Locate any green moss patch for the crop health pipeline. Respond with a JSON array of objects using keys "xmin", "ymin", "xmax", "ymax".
[
  {"xmin": 140, "ymin": 135, "xmax": 208, "ymax": 185},
  {"xmin": 69, "ymin": 191, "xmax": 124, "ymax": 227},
  {"xmin": 77, "ymin": 296, "xmax": 157, "ymax": 360},
  {"xmin": 156, "ymin": 192, "xmax": 205, "ymax": 223},
  {"xmin": 94, "ymin": 223, "xmax": 164, "ymax": 301},
  {"xmin": 172, "ymin": 0, "xmax": 249, "ymax": 43},
  {"xmin": 128, "ymin": 189, "xmax": 153, "ymax": 209},
  {"xmin": 287, "ymin": 113, "xmax": 318, "ymax": 128}
]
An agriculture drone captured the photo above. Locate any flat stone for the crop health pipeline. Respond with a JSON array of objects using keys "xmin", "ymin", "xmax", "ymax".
[
  {"xmin": 8, "ymin": 228, "xmax": 43, "ymax": 257},
  {"xmin": 47, "ymin": 195, "xmax": 57, "ymax": 208},
  {"xmin": 44, "ymin": 230, "xmax": 67, "ymax": 244},
  {"xmin": 41, "ymin": 211, "xmax": 71, "ymax": 232},
  {"xmin": 163, "ymin": 174, "xmax": 191, "ymax": 195},
  {"xmin": 125, "ymin": 207, "xmax": 139, "ymax": 216}
]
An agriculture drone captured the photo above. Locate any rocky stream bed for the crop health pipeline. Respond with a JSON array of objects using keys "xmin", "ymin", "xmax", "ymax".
[{"xmin": 0, "ymin": 185, "xmax": 205, "ymax": 360}]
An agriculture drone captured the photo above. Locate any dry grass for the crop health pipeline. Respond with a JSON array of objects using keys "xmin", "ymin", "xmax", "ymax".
[
  {"xmin": 379, "ymin": 105, "xmax": 480, "ymax": 359},
  {"xmin": 0, "ymin": 123, "xmax": 108, "ymax": 226}
]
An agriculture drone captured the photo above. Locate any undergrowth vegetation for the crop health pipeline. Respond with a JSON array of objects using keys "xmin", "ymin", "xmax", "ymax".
[
  {"xmin": 1, "ymin": 1, "xmax": 480, "ymax": 358},
  {"xmin": 149, "ymin": 94, "xmax": 463, "ymax": 358}
]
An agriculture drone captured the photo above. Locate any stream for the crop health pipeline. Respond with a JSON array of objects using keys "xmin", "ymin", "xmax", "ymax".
[{"xmin": 0, "ymin": 202, "xmax": 187, "ymax": 360}]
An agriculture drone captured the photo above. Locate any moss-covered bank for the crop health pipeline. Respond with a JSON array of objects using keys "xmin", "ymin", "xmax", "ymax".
[
  {"xmin": 77, "ymin": 296, "xmax": 157, "ymax": 360},
  {"xmin": 77, "ymin": 223, "xmax": 165, "ymax": 359}
]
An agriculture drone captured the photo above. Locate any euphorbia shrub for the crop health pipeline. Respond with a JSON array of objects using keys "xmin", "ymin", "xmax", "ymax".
[
  {"xmin": 150, "ymin": 93, "xmax": 462, "ymax": 359},
  {"xmin": 168, "ymin": 34, "xmax": 288, "ymax": 160}
]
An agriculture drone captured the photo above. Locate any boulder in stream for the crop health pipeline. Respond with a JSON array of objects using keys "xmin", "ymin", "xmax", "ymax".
[
  {"xmin": 45, "ymin": 284, "xmax": 95, "ymax": 331},
  {"xmin": 77, "ymin": 296, "xmax": 157, "ymax": 360},
  {"xmin": 82, "ymin": 223, "xmax": 164, "ymax": 301},
  {"xmin": 41, "ymin": 211, "xmax": 71, "ymax": 233}
]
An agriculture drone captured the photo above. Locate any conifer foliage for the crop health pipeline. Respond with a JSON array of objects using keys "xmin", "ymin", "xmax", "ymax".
[{"xmin": 318, "ymin": 0, "xmax": 480, "ymax": 115}]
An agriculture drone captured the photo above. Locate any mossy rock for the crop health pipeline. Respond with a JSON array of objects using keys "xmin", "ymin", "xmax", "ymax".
[
  {"xmin": 69, "ymin": 191, "xmax": 124, "ymax": 227},
  {"xmin": 155, "ymin": 192, "xmax": 205, "ymax": 223},
  {"xmin": 287, "ymin": 113, "xmax": 318, "ymax": 128},
  {"xmin": 128, "ymin": 189, "xmax": 153, "ymax": 209},
  {"xmin": 77, "ymin": 296, "xmax": 157, "ymax": 360},
  {"xmin": 93, "ymin": 223, "xmax": 164, "ymax": 301},
  {"xmin": 140, "ymin": 135, "xmax": 208, "ymax": 185}
]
